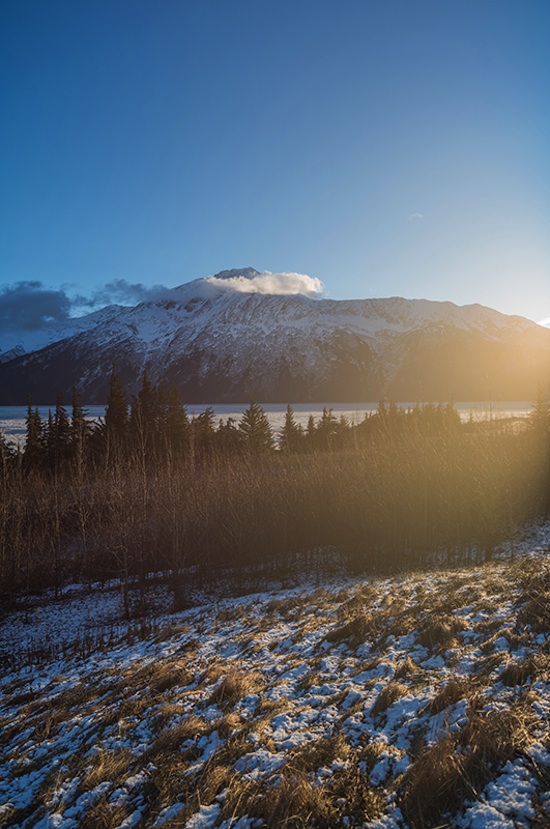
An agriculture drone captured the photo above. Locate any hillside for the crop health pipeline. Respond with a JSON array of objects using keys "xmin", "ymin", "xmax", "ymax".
[
  {"xmin": 0, "ymin": 269, "xmax": 549, "ymax": 403},
  {"xmin": 2, "ymin": 522, "xmax": 550, "ymax": 829}
]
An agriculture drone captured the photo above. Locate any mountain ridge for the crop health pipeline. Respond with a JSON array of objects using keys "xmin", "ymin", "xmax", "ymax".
[{"xmin": 0, "ymin": 269, "xmax": 548, "ymax": 404}]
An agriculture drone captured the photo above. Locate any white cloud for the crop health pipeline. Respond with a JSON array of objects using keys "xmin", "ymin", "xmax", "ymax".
[
  {"xmin": 205, "ymin": 271, "xmax": 324, "ymax": 297},
  {"xmin": 409, "ymin": 212, "xmax": 424, "ymax": 220},
  {"xmin": 537, "ymin": 315, "xmax": 550, "ymax": 328}
]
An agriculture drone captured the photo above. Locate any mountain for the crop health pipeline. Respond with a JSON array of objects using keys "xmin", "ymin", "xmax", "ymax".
[{"xmin": 0, "ymin": 268, "xmax": 549, "ymax": 403}]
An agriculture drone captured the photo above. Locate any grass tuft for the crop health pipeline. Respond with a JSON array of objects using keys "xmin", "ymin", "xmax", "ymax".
[
  {"xmin": 399, "ymin": 694, "xmax": 539, "ymax": 827},
  {"xmin": 207, "ymin": 669, "xmax": 263, "ymax": 710},
  {"xmin": 371, "ymin": 682, "xmax": 409, "ymax": 717}
]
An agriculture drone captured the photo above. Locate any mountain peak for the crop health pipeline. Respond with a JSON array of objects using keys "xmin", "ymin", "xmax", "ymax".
[
  {"xmin": 211, "ymin": 267, "xmax": 261, "ymax": 281},
  {"xmin": 0, "ymin": 288, "xmax": 548, "ymax": 404}
]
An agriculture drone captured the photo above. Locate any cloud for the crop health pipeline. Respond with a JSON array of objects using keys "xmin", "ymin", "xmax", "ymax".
[
  {"xmin": 0, "ymin": 281, "xmax": 72, "ymax": 332},
  {"xmin": 0, "ymin": 270, "xmax": 324, "ymax": 337},
  {"xmin": 409, "ymin": 212, "xmax": 424, "ymax": 220},
  {"xmin": 0, "ymin": 278, "xmax": 174, "ymax": 334},
  {"xmin": 205, "ymin": 271, "xmax": 324, "ymax": 297},
  {"xmin": 537, "ymin": 315, "xmax": 550, "ymax": 328},
  {"xmin": 73, "ymin": 279, "xmax": 174, "ymax": 309}
]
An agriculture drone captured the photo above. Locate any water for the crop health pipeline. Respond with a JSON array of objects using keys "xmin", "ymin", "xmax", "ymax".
[
  {"xmin": 0, "ymin": 401, "xmax": 533, "ymax": 446},
  {"xmin": 0, "ymin": 405, "xmax": 108, "ymax": 446}
]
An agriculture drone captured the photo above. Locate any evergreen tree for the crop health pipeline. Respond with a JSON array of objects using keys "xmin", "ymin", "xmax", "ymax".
[
  {"xmin": 192, "ymin": 407, "xmax": 216, "ymax": 461},
  {"xmin": 130, "ymin": 370, "xmax": 164, "ymax": 459},
  {"xmin": 52, "ymin": 392, "xmax": 71, "ymax": 469},
  {"xmin": 23, "ymin": 398, "xmax": 45, "ymax": 472},
  {"xmin": 306, "ymin": 414, "xmax": 317, "ymax": 449},
  {"xmin": 217, "ymin": 416, "xmax": 242, "ymax": 455},
  {"xmin": 137, "ymin": 369, "xmax": 158, "ymax": 432},
  {"xmin": 71, "ymin": 386, "xmax": 86, "ymax": 435},
  {"xmin": 105, "ymin": 367, "xmax": 128, "ymax": 446},
  {"xmin": 317, "ymin": 405, "xmax": 338, "ymax": 450},
  {"xmin": 528, "ymin": 388, "xmax": 550, "ymax": 434},
  {"xmin": 279, "ymin": 404, "xmax": 302, "ymax": 453},
  {"xmin": 70, "ymin": 386, "xmax": 88, "ymax": 465},
  {"xmin": 335, "ymin": 413, "xmax": 352, "ymax": 449},
  {"xmin": 444, "ymin": 400, "xmax": 461, "ymax": 432},
  {"xmin": 46, "ymin": 410, "xmax": 55, "ymax": 469},
  {"xmin": 0, "ymin": 427, "xmax": 11, "ymax": 486},
  {"xmin": 239, "ymin": 402, "xmax": 273, "ymax": 454},
  {"xmin": 164, "ymin": 384, "xmax": 189, "ymax": 458}
]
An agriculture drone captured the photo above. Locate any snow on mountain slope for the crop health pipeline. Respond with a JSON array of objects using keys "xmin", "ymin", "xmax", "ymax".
[
  {"xmin": 0, "ymin": 304, "xmax": 124, "ymax": 360},
  {"xmin": 0, "ymin": 269, "xmax": 548, "ymax": 404}
]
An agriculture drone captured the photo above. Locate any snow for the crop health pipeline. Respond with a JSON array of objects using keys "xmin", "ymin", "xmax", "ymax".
[
  {"xmin": 2, "ymin": 268, "xmax": 547, "ymax": 408},
  {"xmin": 185, "ymin": 803, "xmax": 221, "ymax": 829},
  {"xmin": 1, "ymin": 521, "xmax": 550, "ymax": 827},
  {"xmin": 154, "ymin": 802, "xmax": 186, "ymax": 826}
]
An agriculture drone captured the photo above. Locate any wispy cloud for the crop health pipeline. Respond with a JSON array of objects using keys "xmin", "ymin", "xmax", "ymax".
[
  {"xmin": 409, "ymin": 212, "xmax": 424, "ymax": 220},
  {"xmin": 73, "ymin": 279, "xmax": 173, "ymax": 310},
  {"xmin": 206, "ymin": 271, "xmax": 324, "ymax": 297}
]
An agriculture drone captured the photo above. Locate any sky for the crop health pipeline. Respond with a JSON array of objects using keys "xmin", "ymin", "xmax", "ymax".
[{"xmin": 1, "ymin": 0, "xmax": 549, "ymax": 330}]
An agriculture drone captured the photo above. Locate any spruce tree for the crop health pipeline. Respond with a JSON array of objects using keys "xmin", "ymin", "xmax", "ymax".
[
  {"xmin": 192, "ymin": 407, "xmax": 216, "ymax": 461},
  {"xmin": 105, "ymin": 367, "xmax": 128, "ymax": 439},
  {"xmin": 528, "ymin": 387, "xmax": 550, "ymax": 434},
  {"xmin": 306, "ymin": 414, "xmax": 317, "ymax": 449},
  {"xmin": 23, "ymin": 398, "xmax": 45, "ymax": 472},
  {"xmin": 317, "ymin": 405, "xmax": 338, "ymax": 450},
  {"xmin": 71, "ymin": 386, "xmax": 88, "ymax": 463},
  {"xmin": 53, "ymin": 392, "xmax": 71, "ymax": 468},
  {"xmin": 279, "ymin": 404, "xmax": 302, "ymax": 453},
  {"xmin": 0, "ymin": 427, "xmax": 11, "ymax": 486},
  {"xmin": 138, "ymin": 369, "xmax": 158, "ymax": 433},
  {"xmin": 71, "ymin": 386, "xmax": 86, "ymax": 437},
  {"xmin": 104, "ymin": 367, "xmax": 128, "ymax": 464},
  {"xmin": 164, "ymin": 384, "xmax": 189, "ymax": 458},
  {"xmin": 217, "ymin": 416, "xmax": 242, "ymax": 456},
  {"xmin": 131, "ymin": 370, "xmax": 165, "ymax": 459},
  {"xmin": 239, "ymin": 402, "xmax": 273, "ymax": 454}
]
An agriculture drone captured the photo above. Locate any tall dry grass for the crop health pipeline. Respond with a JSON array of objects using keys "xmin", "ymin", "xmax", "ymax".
[{"xmin": 0, "ymin": 424, "xmax": 548, "ymax": 601}]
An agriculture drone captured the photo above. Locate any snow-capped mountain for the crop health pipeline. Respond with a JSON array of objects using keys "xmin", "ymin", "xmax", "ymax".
[
  {"xmin": 0, "ymin": 268, "xmax": 549, "ymax": 403},
  {"xmin": 0, "ymin": 304, "xmax": 124, "ymax": 363}
]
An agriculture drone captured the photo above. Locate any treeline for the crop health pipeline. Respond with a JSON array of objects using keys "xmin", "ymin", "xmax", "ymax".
[
  {"xmin": 0, "ymin": 371, "xmax": 549, "ymax": 606},
  {"xmin": 4, "ymin": 368, "xmax": 465, "ymax": 475}
]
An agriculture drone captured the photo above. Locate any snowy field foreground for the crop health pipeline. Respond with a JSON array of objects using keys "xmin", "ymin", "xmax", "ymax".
[{"xmin": 1, "ymin": 527, "xmax": 550, "ymax": 829}]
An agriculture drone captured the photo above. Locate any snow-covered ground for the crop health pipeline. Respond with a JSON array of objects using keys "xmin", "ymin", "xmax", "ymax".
[{"xmin": 1, "ymin": 523, "xmax": 549, "ymax": 829}]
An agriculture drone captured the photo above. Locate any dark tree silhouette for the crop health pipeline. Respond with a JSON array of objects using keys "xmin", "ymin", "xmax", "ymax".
[{"xmin": 239, "ymin": 402, "xmax": 273, "ymax": 454}]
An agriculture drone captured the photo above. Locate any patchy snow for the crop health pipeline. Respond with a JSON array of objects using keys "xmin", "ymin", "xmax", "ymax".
[{"xmin": 1, "ymin": 528, "xmax": 550, "ymax": 828}]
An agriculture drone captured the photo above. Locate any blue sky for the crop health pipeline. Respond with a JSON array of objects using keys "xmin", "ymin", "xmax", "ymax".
[{"xmin": 1, "ymin": 0, "xmax": 549, "ymax": 325}]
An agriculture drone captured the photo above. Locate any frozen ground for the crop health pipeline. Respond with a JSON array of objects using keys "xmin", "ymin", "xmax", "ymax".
[{"xmin": 1, "ymin": 522, "xmax": 549, "ymax": 829}]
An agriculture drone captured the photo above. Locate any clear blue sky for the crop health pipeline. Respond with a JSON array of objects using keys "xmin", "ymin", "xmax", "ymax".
[{"xmin": 1, "ymin": 0, "xmax": 549, "ymax": 325}]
